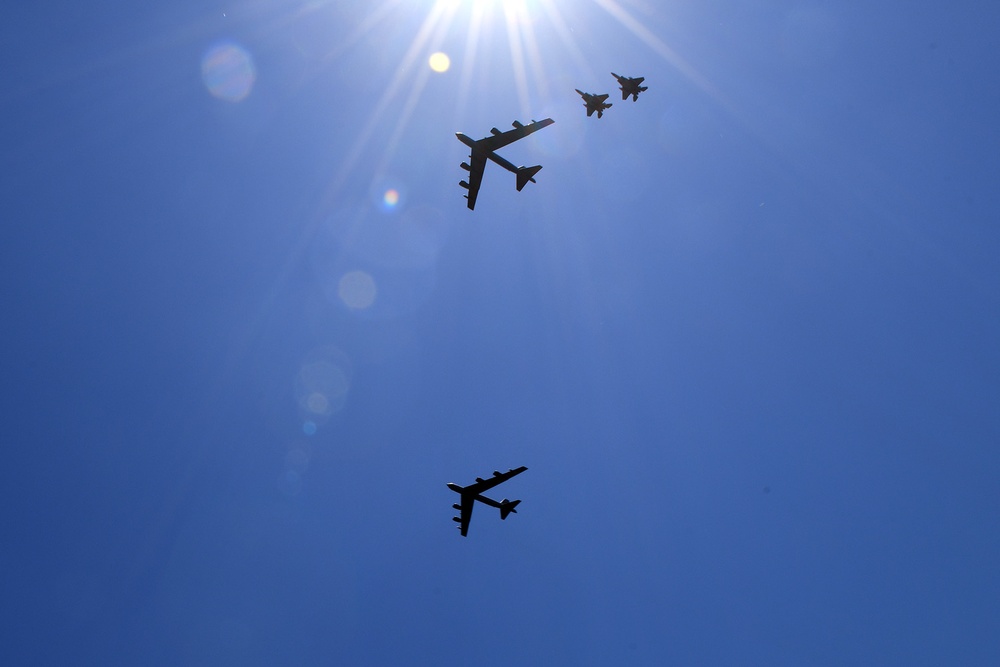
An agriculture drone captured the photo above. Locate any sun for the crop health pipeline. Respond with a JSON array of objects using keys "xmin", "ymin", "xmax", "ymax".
[{"xmin": 311, "ymin": 0, "xmax": 713, "ymax": 208}]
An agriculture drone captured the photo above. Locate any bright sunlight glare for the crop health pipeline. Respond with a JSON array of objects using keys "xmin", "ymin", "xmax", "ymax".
[{"xmin": 315, "ymin": 0, "xmax": 717, "ymax": 215}]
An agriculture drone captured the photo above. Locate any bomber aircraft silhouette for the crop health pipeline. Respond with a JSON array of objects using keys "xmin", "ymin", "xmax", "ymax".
[
  {"xmin": 447, "ymin": 466, "xmax": 527, "ymax": 536},
  {"xmin": 612, "ymin": 72, "xmax": 647, "ymax": 101},
  {"xmin": 456, "ymin": 119, "xmax": 555, "ymax": 210},
  {"xmin": 575, "ymin": 89, "xmax": 612, "ymax": 118}
]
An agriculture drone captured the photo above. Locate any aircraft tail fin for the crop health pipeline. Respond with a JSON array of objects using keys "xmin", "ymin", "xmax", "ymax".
[
  {"xmin": 499, "ymin": 498, "xmax": 520, "ymax": 520},
  {"xmin": 516, "ymin": 165, "xmax": 542, "ymax": 191}
]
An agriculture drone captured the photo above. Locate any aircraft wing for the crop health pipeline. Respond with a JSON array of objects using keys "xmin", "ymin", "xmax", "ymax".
[
  {"xmin": 463, "ymin": 466, "xmax": 528, "ymax": 495},
  {"xmin": 595, "ymin": 93, "xmax": 610, "ymax": 103},
  {"xmin": 462, "ymin": 150, "xmax": 488, "ymax": 210},
  {"xmin": 478, "ymin": 119, "xmax": 554, "ymax": 152},
  {"xmin": 456, "ymin": 494, "xmax": 474, "ymax": 536}
]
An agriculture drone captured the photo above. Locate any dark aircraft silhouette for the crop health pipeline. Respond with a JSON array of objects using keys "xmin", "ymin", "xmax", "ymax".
[
  {"xmin": 575, "ymin": 89, "xmax": 612, "ymax": 118},
  {"xmin": 612, "ymin": 72, "xmax": 647, "ymax": 101},
  {"xmin": 447, "ymin": 466, "xmax": 527, "ymax": 536},
  {"xmin": 455, "ymin": 119, "xmax": 555, "ymax": 210}
]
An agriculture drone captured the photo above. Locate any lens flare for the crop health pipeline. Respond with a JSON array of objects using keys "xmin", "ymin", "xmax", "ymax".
[
  {"xmin": 338, "ymin": 270, "xmax": 377, "ymax": 310},
  {"xmin": 371, "ymin": 179, "xmax": 406, "ymax": 213},
  {"xmin": 295, "ymin": 346, "xmax": 352, "ymax": 422},
  {"xmin": 201, "ymin": 42, "xmax": 256, "ymax": 102},
  {"xmin": 428, "ymin": 51, "xmax": 451, "ymax": 72},
  {"xmin": 306, "ymin": 391, "xmax": 330, "ymax": 414}
]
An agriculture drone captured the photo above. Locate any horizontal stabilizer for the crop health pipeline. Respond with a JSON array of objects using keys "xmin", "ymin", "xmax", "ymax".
[
  {"xmin": 516, "ymin": 165, "xmax": 542, "ymax": 191},
  {"xmin": 500, "ymin": 499, "xmax": 520, "ymax": 520}
]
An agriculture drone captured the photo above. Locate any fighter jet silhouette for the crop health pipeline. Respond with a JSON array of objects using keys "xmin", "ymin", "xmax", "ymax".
[
  {"xmin": 575, "ymin": 89, "xmax": 612, "ymax": 118},
  {"xmin": 612, "ymin": 72, "xmax": 648, "ymax": 101}
]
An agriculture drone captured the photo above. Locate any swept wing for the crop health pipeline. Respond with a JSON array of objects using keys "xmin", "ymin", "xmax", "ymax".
[
  {"xmin": 462, "ymin": 466, "xmax": 528, "ymax": 495},
  {"xmin": 477, "ymin": 119, "xmax": 555, "ymax": 152}
]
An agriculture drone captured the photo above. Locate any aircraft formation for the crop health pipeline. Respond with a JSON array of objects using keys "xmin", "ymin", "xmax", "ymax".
[
  {"xmin": 457, "ymin": 72, "xmax": 647, "ymax": 211},
  {"xmin": 447, "ymin": 74, "xmax": 647, "ymax": 535}
]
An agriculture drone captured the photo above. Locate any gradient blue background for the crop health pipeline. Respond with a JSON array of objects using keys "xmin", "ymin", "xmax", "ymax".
[{"xmin": 2, "ymin": 1, "xmax": 999, "ymax": 664}]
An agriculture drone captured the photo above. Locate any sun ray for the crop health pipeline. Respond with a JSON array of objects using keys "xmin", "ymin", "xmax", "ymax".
[
  {"xmin": 455, "ymin": 1, "xmax": 490, "ymax": 121},
  {"xmin": 516, "ymin": 2, "xmax": 551, "ymax": 100},
  {"xmin": 375, "ymin": 1, "xmax": 463, "ymax": 177},
  {"xmin": 318, "ymin": 0, "xmax": 406, "ymax": 67},
  {"xmin": 503, "ymin": 2, "xmax": 532, "ymax": 118},
  {"xmin": 318, "ymin": 0, "xmax": 455, "ymax": 210},
  {"xmin": 589, "ymin": 0, "xmax": 722, "ymax": 101},
  {"xmin": 539, "ymin": 0, "xmax": 598, "ymax": 83}
]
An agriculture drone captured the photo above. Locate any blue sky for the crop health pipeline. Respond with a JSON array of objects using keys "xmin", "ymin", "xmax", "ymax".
[{"xmin": 2, "ymin": 0, "xmax": 999, "ymax": 664}]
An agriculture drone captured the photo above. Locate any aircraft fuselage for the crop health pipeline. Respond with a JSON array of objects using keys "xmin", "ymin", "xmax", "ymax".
[{"xmin": 455, "ymin": 133, "xmax": 519, "ymax": 172}]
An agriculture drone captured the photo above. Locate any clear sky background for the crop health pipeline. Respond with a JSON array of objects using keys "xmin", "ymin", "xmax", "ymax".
[{"xmin": 2, "ymin": 1, "xmax": 999, "ymax": 664}]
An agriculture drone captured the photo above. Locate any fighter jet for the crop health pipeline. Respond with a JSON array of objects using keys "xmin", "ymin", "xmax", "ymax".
[
  {"xmin": 612, "ymin": 72, "xmax": 648, "ymax": 101},
  {"xmin": 575, "ymin": 89, "xmax": 612, "ymax": 118},
  {"xmin": 455, "ymin": 119, "xmax": 555, "ymax": 210},
  {"xmin": 447, "ymin": 466, "xmax": 527, "ymax": 536}
]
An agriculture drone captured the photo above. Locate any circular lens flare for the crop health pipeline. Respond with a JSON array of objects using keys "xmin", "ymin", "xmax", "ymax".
[
  {"xmin": 428, "ymin": 52, "xmax": 451, "ymax": 73},
  {"xmin": 201, "ymin": 42, "xmax": 256, "ymax": 102},
  {"xmin": 338, "ymin": 270, "xmax": 377, "ymax": 310},
  {"xmin": 295, "ymin": 347, "xmax": 352, "ymax": 422},
  {"xmin": 371, "ymin": 179, "xmax": 406, "ymax": 213}
]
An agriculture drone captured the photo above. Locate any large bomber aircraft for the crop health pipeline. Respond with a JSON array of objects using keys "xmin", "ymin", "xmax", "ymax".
[
  {"xmin": 575, "ymin": 89, "xmax": 612, "ymax": 118},
  {"xmin": 447, "ymin": 466, "xmax": 528, "ymax": 536},
  {"xmin": 456, "ymin": 119, "xmax": 555, "ymax": 210},
  {"xmin": 612, "ymin": 72, "xmax": 648, "ymax": 101}
]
